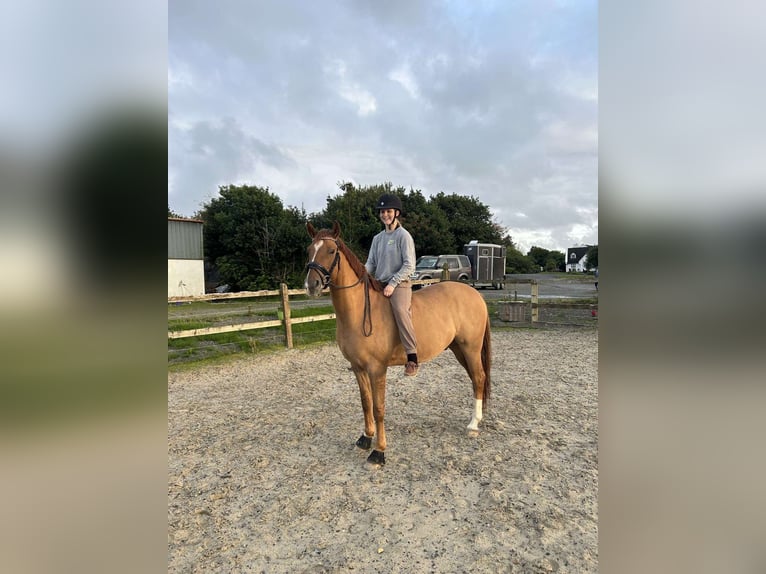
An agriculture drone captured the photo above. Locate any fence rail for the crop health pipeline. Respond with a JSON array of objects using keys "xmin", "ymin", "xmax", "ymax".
[
  {"xmin": 168, "ymin": 287, "xmax": 307, "ymax": 303},
  {"xmin": 168, "ymin": 276, "xmax": 597, "ymax": 351}
]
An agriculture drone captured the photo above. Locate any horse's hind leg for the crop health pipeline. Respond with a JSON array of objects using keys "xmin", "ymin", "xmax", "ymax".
[
  {"xmin": 353, "ymin": 368, "xmax": 375, "ymax": 449},
  {"xmin": 449, "ymin": 343, "xmax": 485, "ymax": 433}
]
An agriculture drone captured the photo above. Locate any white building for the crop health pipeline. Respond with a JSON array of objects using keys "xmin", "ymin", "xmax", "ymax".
[
  {"xmin": 565, "ymin": 246, "xmax": 590, "ymax": 273},
  {"xmin": 168, "ymin": 218, "xmax": 204, "ymax": 297}
]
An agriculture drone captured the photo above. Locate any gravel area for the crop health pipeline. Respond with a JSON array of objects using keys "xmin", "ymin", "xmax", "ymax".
[{"xmin": 168, "ymin": 327, "xmax": 598, "ymax": 573}]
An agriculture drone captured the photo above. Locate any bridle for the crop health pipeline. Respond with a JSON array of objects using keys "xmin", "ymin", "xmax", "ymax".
[
  {"xmin": 305, "ymin": 243, "xmax": 341, "ymax": 289},
  {"xmin": 306, "ymin": 238, "xmax": 364, "ymax": 290},
  {"xmin": 305, "ymin": 238, "xmax": 373, "ymax": 336}
]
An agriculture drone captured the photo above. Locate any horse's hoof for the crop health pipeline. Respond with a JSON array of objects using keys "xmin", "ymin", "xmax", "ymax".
[
  {"xmin": 367, "ymin": 450, "xmax": 386, "ymax": 465},
  {"xmin": 467, "ymin": 429, "xmax": 480, "ymax": 438},
  {"xmin": 356, "ymin": 435, "xmax": 372, "ymax": 450}
]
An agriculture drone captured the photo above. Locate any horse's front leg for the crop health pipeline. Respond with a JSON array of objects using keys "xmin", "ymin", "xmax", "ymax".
[
  {"xmin": 367, "ymin": 369, "xmax": 388, "ymax": 466},
  {"xmin": 352, "ymin": 368, "xmax": 375, "ymax": 450}
]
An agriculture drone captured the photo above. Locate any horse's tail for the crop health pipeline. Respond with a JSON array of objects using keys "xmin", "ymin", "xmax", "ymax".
[{"xmin": 481, "ymin": 316, "xmax": 492, "ymax": 409}]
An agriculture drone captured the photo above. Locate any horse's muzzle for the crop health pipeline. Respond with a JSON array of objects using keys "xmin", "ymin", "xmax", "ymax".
[{"xmin": 304, "ymin": 265, "xmax": 327, "ymax": 297}]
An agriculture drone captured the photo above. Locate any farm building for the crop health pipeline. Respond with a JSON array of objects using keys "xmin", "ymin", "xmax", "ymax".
[
  {"xmin": 168, "ymin": 217, "xmax": 204, "ymax": 297},
  {"xmin": 566, "ymin": 246, "xmax": 591, "ymax": 272}
]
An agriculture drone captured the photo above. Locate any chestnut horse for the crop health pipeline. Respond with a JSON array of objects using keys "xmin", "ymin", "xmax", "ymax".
[{"xmin": 304, "ymin": 222, "xmax": 491, "ymax": 465}]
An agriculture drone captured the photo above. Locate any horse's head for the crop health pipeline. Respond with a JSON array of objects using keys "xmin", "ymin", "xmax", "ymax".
[{"xmin": 304, "ymin": 221, "xmax": 342, "ymax": 297}]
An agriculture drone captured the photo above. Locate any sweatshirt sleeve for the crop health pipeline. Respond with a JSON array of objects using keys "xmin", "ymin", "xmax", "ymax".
[
  {"xmin": 365, "ymin": 234, "xmax": 378, "ymax": 275},
  {"xmin": 389, "ymin": 230, "xmax": 416, "ymax": 286}
]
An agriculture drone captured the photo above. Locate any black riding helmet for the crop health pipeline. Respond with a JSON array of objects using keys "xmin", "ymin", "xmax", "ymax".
[{"xmin": 376, "ymin": 193, "xmax": 403, "ymax": 215}]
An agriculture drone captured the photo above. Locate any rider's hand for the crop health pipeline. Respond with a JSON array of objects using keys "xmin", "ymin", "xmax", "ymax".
[{"xmin": 383, "ymin": 284, "xmax": 395, "ymax": 297}]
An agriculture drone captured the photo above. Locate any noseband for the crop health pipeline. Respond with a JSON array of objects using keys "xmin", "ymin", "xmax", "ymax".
[{"xmin": 306, "ymin": 243, "xmax": 341, "ymax": 289}]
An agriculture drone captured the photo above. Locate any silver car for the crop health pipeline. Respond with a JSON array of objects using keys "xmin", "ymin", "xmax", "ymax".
[{"xmin": 410, "ymin": 255, "xmax": 472, "ymax": 282}]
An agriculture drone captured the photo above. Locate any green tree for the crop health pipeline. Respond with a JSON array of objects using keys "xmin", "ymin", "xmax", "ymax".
[
  {"xmin": 202, "ymin": 180, "xmax": 528, "ymax": 289},
  {"xmin": 199, "ymin": 184, "xmax": 307, "ymax": 290},
  {"xmin": 527, "ymin": 246, "xmax": 550, "ymax": 271},
  {"xmin": 585, "ymin": 245, "xmax": 599, "ymax": 270},
  {"xmin": 505, "ymin": 244, "xmax": 535, "ymax": 273},
  {"xmin": 168, "ymin": 205, "xmax": 180, "ymax": 218},
  {"xmin": 315, "ymin": 182, "xmax": 454, "ymax": 260},
  {"xmin": 313, "ymin": 184, "xmax": 506, "ymax": 261},
  {"xmin": 545, "ymin": 251, "xmax": 566, "ymax": 272},
  {"xmin": 401, "ymin": 189, "xmax": 453, "ymax": 256}
]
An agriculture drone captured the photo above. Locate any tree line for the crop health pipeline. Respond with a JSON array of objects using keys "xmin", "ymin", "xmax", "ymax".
[{"xmin": 169, "ymin": 182, "xmax": 596, "ymax": 291}]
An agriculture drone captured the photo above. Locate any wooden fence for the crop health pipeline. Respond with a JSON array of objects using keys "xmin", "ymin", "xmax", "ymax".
[
  {"xmin": 168, "ymin": 284, "xmax": 335, "ymax": 349},
  {"xmin": 168, "ymin": 277, "xmax": 597, "ymax": 350},
  {"xmin": 499, "ymin": 278, "xmax": 598, "ymax": 323},
  {"xmin": 168, "ymin": 279, "xmax": 442, "ymax": 348}
]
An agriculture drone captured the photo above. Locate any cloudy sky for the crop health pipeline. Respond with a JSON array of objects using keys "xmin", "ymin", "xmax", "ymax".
[{"xmin": 169, "ymin": 0, "xmax": 597, "ymax": 253}]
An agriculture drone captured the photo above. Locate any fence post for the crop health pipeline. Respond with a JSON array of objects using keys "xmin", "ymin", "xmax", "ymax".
[
  {"xmin": 441, "ymin": 262, "xmax": 449, "ymax": 281},
  {"xmin": 280, "ymin": 283, "xmax": 293, "ymax": 349},
  {"xmin": 531, "ymin": 280, "xmax": 539, "ymax": 323}
]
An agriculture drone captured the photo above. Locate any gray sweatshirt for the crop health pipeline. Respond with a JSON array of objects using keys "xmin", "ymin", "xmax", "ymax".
[{"xmin": 365, "ymin": 225, "xmax": 416, "ymax": 287}]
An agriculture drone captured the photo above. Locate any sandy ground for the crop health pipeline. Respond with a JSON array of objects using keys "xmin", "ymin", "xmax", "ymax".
[{"xmin": 168, "ymin": 327, "xmax": 598, "ymax": 573}]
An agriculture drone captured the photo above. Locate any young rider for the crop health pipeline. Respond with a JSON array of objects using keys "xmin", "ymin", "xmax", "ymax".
[{"xmin": 365, "ymin": 194, "xmax": 419, "ymax": 376}]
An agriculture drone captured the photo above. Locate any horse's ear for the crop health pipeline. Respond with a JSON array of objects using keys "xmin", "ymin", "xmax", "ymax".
[
  {"xmin": 332, "ymin": 221, "xmax": 341, "ymax": 238},
  {"xmin": 306, "ymin": 222, "xmax": 316, "ymax": 238}
]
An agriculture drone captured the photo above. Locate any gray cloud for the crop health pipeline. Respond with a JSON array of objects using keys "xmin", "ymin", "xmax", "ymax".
[
  {"xmin": 169, "ymin": 0, "xmax": 597, "ymax": 252},
  {"xmin": 168, "ymin": 117, "xmax": 295, "ymax": 214}
]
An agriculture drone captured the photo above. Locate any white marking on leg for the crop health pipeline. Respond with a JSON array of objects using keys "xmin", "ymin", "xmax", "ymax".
[{"xmin": 467, "ymin": 398, "xmax": 483, "ymax": 431}]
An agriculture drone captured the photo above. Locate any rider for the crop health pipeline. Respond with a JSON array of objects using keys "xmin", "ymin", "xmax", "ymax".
[{"xmin": 365, "ymin": 193, "xmax": 419, "ymax": 376}]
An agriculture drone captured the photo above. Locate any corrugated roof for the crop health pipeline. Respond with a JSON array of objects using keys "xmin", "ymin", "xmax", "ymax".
[{"xmin": 168, "ymin": 217, "xmax": 204, "ymax": 224}]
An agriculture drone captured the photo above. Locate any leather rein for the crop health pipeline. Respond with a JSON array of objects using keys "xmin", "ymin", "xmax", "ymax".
[{"xmin": 305, "ymin": 239, "xmax": 373, "ymax": 336}]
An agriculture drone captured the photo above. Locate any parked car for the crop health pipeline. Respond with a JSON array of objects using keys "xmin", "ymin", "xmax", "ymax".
[{"xmin": 410, "ymin": 254, "xmax": 472, "ymax": 284}]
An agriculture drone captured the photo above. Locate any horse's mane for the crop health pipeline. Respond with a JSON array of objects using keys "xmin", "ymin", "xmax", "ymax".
[{"xmin": 315, "ymin": 229, "xmax": 384, "ymax": 292}]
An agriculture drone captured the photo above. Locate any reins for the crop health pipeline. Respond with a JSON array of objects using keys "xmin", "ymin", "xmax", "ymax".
[
  {"xmin": 306, "ymin": 240, "xmax": 373, "ymax": 336},
  {"xmin": 360, "ymin": 274, "xmax": 372, "ymax": 336}
]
